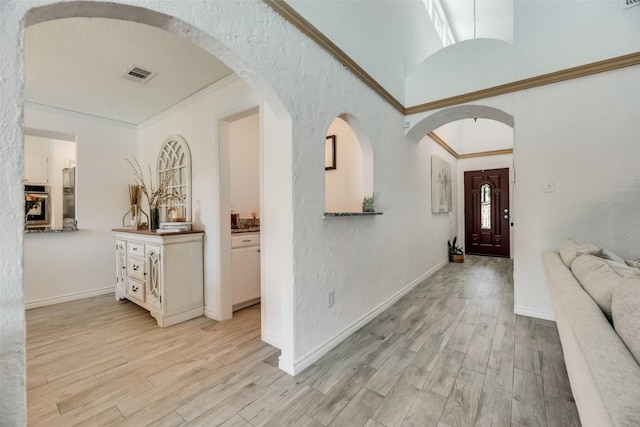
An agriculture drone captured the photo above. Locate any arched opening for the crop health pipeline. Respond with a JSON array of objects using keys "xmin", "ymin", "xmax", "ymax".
[
  {"xmin": 324, "ymin": 115, "xmax": 374, "ymax": 213},
  {"xmin": 409, "ymin": 104, "xmax": 515, "ymax": 258},
  {"xmin": 16, "ymin": 5, "xmax": 296, "ymax": 422}
]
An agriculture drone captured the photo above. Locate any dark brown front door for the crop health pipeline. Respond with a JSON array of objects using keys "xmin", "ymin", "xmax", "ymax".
[{"xmin": 464, "ymin": 168, "xmax": 510, "ymax": 257}]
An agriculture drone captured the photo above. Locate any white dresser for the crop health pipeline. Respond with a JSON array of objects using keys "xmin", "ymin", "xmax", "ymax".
[{"xmin": 114, "ymin": 228, "xmax": 204, "ymax": 327}]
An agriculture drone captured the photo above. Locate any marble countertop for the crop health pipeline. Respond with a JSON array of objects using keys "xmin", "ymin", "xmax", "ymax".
[
  {"xmin": 231, "ymin": 227, "xmax": 261, "ymax": 234},
  {"xmin": 25, "ymin": 227, "xmax": 78, "ymax": 234}
]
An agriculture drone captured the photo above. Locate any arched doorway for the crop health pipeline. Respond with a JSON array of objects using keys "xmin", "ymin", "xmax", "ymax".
[
  {"xmin": 407, "ymin": 105, "xmax": 515, "ymax": 258},
  {"xmin": 4, "ymin": 2, "xmax": 299, "ymax": 422}
]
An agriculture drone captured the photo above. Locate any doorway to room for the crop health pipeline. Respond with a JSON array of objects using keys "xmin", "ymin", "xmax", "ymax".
[{"xmin": 464, "ymin": 168, "xmax": 510, "ymax": 257}]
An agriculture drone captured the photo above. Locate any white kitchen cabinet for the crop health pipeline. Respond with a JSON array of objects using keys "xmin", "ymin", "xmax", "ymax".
[
  {"xmin": 24, "ymin": 136, "xmax": 50, "ymax": 184},
  {"xmin": 231, "ymin": 232, "xmax": 260, "ymax": 310},
  {"xmin": 114, "ymin": 229, "xmax": 204, "ymax": 327}
]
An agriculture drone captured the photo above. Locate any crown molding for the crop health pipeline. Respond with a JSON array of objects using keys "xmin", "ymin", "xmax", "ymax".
[
  {"xmin": 428, "ymin": 132, "xmax": 458, "ymax": 158},
  {"xmin": 428, "ymin": 132, "xmax": 513, "ymax": 159},
  {"xmin": 263, "ymin": 1, "xmax": 640, "ymax": 117},
  {"xmin": 458, "ymin": 148, "xmax": 513, "ymax": 159},
  {"xmin": 263, "ymin": 0, "xmax": 404, "ymax": 113},
  {"xmin": 406, "ymin": 51, "xmax": 640, "ymax": 115}
]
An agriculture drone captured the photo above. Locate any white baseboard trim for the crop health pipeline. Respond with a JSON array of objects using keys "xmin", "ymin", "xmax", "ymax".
[
  {"xmin": 279, "ymin": 356, "xmax": 295, "ymax": 376},
  {"xmin": 514, "ymin": 305, "xmax": 556, "ymax": 321},
  {"xmin": 262, "ymin": 332, "xmax": 281, "ymax": 350},
  {"xmin": 285, "ymin": 259, "xmax": 449, "ymax": 376},
  {"xmin": 25, "ymin": 286, "xmax": 115, "ymax": 310},
  {"xmin": 203, "ymin": 307, "xmax": 219, "ymax": 320}
]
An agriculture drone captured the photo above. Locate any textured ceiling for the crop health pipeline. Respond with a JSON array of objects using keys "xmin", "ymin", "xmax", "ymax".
[{"xmin": 25, "ymin": 17, "xmax": 234, "ymax": 125}]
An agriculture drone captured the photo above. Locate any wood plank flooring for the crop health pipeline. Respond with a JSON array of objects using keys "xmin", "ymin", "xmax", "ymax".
[{"xmin": 26, "ymin": 255, "xmax": 580, "ymax": 426}]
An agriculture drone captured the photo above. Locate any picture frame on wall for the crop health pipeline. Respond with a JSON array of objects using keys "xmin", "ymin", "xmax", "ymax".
[
  {"xmin": 325, "ymin": 135, "xmax": 336, "ymax": 170},
  {"xmin": 431, "ymin": 155, "xmax": 452, "ymax": 213}
]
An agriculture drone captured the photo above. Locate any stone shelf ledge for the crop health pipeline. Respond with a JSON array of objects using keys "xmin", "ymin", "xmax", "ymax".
[{"xmin": 323, "ymin": 212, "xmax": 383, "ymax": 218}]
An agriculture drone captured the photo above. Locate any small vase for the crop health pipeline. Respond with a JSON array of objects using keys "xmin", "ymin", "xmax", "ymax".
[{"xmin": 149, "ymin": 208, "xmax": 160, "ymax": 231}]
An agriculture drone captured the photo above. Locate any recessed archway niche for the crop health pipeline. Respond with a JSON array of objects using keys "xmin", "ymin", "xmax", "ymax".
[{"xmin": 324, "ymin": 115, "xmax": 374, "ymax": 214}]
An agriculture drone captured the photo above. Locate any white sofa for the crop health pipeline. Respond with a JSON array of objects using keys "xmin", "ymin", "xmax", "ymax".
[{"xmin": 542, "ymin": 243, "xmax": 640, "ymax": 427}]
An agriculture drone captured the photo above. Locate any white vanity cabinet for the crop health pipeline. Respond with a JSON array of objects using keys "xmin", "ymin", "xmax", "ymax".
[
  {"xmin": 231, "ymin": 233, "xmax": 261, "ymax": 310},
  {"xmin": 114, "ymin": 229, "xmax": 204, "ymax": 327}
]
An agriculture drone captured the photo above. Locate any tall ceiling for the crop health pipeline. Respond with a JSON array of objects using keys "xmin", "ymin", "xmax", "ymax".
[{"xmin": 24, "ymin": 2, "xmax": 513, "ymax": 153}]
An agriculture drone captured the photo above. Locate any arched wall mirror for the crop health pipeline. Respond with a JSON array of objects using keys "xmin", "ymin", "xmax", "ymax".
[{"xmin": 157, "ymin": 135, "xmax": 192, "ymax": 222}]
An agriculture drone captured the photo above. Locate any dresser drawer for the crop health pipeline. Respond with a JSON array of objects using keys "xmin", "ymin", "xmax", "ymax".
[
  {"xmin": 127, "ymin": 256, "xmax": 146, "ymax": 280},
  {"xmin": 126, "ymin": 277, "xmax": 145, "ymax": 303},
  {"xmin": 231, "ymin": 233, "xmax": 260, "ymax": 248},
  {"xmin": 128, "ymin": 241, "xmax": 145, "ymax": 256}
]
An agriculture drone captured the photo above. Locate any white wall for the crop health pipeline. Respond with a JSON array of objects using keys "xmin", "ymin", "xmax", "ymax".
[
  {"xmin": 229, "ymin": 112, "xmax": 260, "ymax": 219},
  {"xmin": 289, "ymin": 0, "xmax": 440, "ymax": 104},
  {"xmin": 24, "ymin": 105, "xmax": 137, "ymax": 307},
  {"xmin": 513, "ymin": 65, "xmax": 640, "ymax": 319},
  {"xmin": 325, "ymin": 117, "xmax": 364, "ymax": 212},
  {"xmin": 138, "ymin": 77, "xmax": 261, "ymax": 321},
  {"xmin": 407, "ymin": 2, "xmax": 640, "ymax": 108}
]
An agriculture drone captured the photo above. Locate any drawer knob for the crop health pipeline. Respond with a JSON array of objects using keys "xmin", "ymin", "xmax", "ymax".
[
  {"xmin": 133, "ymin": 265, "xmax": 139, "ymax": 271},
  {"xmin": 132, "ymin": 285, "xmax": 138, "ymax": 292},
  {"xmin": 243, "ymin": 239, "xmax": 251, "ymax": 243}
]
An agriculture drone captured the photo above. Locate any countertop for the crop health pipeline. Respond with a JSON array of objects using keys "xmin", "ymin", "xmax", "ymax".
[
  {"xmin": 25, "ymin": 227, "xmax": 78, "ymax": 234},
  {"xmin": 112, "ymin": 227, "xmax": 204, "ymax": 235},
  {"xmin": 231, "ymin": 227, "xmax": 260, "ymax": 234}
]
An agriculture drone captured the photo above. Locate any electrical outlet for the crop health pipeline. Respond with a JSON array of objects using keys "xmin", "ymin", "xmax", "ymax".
[
  {"xmin": 327, "ymin": 290, "xmax": 335, "ymax": 308},
  {"xmin": 544, "ymin": 179, "xmax": 555, "ymax": 193}
]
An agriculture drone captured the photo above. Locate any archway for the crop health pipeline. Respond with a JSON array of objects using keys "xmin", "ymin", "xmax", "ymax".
[
  {"xmin": 408, "ymin": 104, "xmax": 515, "ymax": 258},
  {"xmin": 5, "ymin": 2, "xmax": 297, "ymax": 422},
  {"xmin": 324, "ymin": 115, "xmax": 374, "ymax": 213}
]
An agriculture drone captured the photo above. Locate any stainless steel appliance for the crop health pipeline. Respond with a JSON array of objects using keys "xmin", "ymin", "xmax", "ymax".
[
  {"xmin": 62, "ymin": 167, "xmax": 76, "ymax": 221},
  {"xmin": 25, "ymin": 184, "xmax": 51, "ymax": 228}
]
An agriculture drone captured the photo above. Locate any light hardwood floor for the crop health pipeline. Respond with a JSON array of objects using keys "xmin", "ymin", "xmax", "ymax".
[{"xmin": 26, "ymin": 255, "xmax": 580, "ymax": 426}]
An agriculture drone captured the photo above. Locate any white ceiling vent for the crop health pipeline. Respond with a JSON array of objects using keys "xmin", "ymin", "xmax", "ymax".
[{"xmin": 122, "ymin": 65, "xmax": 157, "ymax": 84}]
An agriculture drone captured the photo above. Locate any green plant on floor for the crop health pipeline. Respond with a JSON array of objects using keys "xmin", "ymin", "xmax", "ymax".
[{"xmin": 448, "ymin": 236, "xmax": 463, "ymax": 255}]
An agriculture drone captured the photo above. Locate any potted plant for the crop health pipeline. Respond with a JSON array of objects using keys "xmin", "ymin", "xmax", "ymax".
[
  {"xmin": 448, "ymin": 236, "xmax": 464, "ymax": 263},
  {"xmin": 362, "ymin": 194, "xmax": 375, "ymax": 213}
]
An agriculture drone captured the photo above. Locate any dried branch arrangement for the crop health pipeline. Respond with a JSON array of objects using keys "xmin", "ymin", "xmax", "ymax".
[
  {"xmin": 128, "ymin": 184, "xmax": 141, "ymax": 206},
  {"xmin": 126, "ymin": 158, "xmax": 178, "ymax": 210}
]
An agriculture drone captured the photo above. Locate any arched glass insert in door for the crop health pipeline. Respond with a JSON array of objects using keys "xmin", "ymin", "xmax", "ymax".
[
  {"xmin": 157, "ymin": 135, "xmax": 192, "ymax": 222},
  {"xmin": 480, "ymin": 183, "xmax": 491, "ymax": 230}
]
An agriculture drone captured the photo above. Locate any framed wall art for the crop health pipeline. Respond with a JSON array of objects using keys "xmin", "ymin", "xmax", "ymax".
[
  {"xmin": 325, "ymin": 135, "xmax": 336, "ymax": 170},
  {"xmin": 431, "ymin": 155, "xmax": 452, "ymax": 213}
]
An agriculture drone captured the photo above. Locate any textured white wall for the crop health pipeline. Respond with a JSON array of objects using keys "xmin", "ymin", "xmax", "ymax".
[
  {"xmin": 289, "ymin": 0, "xmax": 440, "ymax": 104},
  {"xmin": 24, "ymin": 106, "xmax": 137, "ymax": 307},
  {"xmin": 512, "ymin": 66, "xmax": 640, "ymax": 319}
]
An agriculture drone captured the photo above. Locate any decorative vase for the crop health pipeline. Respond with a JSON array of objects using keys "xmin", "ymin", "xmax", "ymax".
[
  {"xmin": 149, "ymin": 208, "xmax": 160, "ymax": 231},
  {"xmin": 131, "ymin": 205, "xmax": 141, "ymax": 228}
]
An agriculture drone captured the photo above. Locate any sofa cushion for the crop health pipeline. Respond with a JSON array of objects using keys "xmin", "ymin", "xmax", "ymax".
[
  {"xmin": 560, "ymin": 237, "xmax": 600, "ymax": 267},
  {"xmin": 571, "ymin": 254, "xmax": 640, "ymax": 320},
  {"xmin": 612, "ymin": 281, "xmax": 640, "ymax": 365},
  {"xmin": 599, "ymin": 248, "xmax": 625, "ymax": 264},
  {"xmin": 626, "ymin": 259, "xmax": 640, "ymax": 269}
]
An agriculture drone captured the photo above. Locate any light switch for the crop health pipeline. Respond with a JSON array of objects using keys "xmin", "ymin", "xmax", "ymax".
[{"xmin": 544, "ymin": 179, "xmax": 555, "ymax": 193}]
